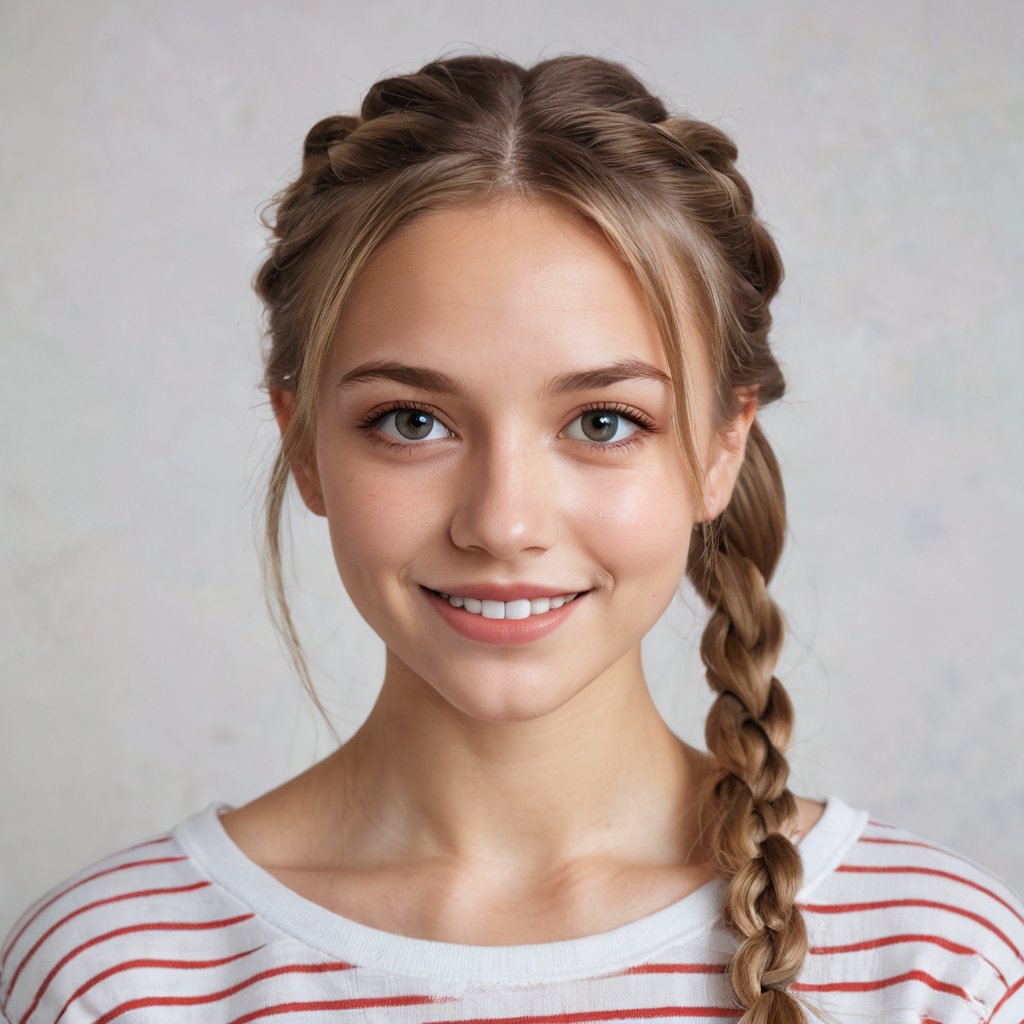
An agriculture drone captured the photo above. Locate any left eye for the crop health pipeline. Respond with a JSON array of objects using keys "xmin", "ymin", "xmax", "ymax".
[
  {"xmin": 377, "ymin": 408, "xmax": 452, "ymax": 442},
  {"xmin": 562, "ymin": 409, "xmax": 640, "ymax": 444}
]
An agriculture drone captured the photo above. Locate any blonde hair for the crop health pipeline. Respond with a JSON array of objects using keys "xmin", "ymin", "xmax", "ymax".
[{"xmin": 254, "ymin": 53, "xmax": 813, "ymax": 1023}]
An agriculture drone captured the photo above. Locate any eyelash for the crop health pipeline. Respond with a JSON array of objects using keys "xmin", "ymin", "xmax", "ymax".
[{"xmin": 357, "ymin": 401, "xmax": 657, "ymax": 454}]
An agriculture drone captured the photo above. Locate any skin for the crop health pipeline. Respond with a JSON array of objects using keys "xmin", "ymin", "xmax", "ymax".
[{"xmin": 221, "ymin": 197, "xmax": 824, "ymax": 944}]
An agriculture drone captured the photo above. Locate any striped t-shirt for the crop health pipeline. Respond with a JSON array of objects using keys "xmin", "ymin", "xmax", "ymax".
[{"xmin": 2, "ymin": 794, "xmax": 1022, "ymax": 1023}]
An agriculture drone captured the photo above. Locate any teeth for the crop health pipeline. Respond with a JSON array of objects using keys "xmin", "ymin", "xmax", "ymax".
[{"xmin": 438, "ymin": 591, "xmax": 580, "ymax": 618}]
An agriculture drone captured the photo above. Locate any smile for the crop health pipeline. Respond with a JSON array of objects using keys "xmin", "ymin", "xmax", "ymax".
[
  {"xmin": 421, "ymin": 586, "xmax": 589, "ymax": 646},
  {"xmin": 435, "ymin": 591, "xmax": 582, "ymax": 620}
]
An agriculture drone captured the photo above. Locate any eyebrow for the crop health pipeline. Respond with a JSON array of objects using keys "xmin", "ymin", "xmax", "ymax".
[
  {"xmin": 548, "ymin": 358, "xmax": 672, "ymax": 395},
  {"xmin": 334, "ymin": 357, "xmax": 671, "ymax": 396},
  {"xmin": 335, "ymin": 360, "xmax": 465, "ymax": 395}
]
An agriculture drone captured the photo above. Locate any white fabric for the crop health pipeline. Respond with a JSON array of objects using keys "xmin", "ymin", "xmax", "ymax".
[{"xmin": 2, "ymin": 794, "xmax": 1022, "ymax": 1023}]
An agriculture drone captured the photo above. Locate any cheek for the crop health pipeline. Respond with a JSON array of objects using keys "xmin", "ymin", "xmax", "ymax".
[
  {"xmin": 319, "ymin": 462, "xmax": 445, "ymax": 584},
  {"xmin": 317, "ymin": 465, "xmax": 442, "ymax": 653},
  {"xmin": 568, "ymin": 464, "xmax": 694, "ymax": 589},
  {"xmin": 315, "ymin": 456, "xmax": 403, "ymax": 598}
]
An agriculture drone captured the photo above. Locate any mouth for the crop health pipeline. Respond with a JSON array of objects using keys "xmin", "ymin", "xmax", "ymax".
[
  {"xmin": 422, "ymin": 587, "xmax": 589, "ymax": 621},
  {"xmin": 420, "ymin": 585, "xmax": 590, "ymax": 646}
]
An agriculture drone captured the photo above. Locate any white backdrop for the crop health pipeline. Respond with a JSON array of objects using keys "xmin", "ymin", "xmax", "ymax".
[{"xmin": 2, "ymin": 0, "xmax": 1022, "ymax": 935}]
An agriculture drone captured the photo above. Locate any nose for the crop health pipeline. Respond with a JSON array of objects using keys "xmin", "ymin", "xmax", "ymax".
[{"xmin": 448, "ymin": 433, "xmax": 560, "ymax": 560}]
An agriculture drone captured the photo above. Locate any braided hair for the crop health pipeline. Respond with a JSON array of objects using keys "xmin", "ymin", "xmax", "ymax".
[{"xmin": 254, "ymin": 53, "xmax": 813, "ymax": 1022}]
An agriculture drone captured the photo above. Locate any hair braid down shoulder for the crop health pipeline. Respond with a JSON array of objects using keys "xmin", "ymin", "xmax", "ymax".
[{"xmin": 690, "ymin": 426, "xmax": 817, "ymax": 1023}]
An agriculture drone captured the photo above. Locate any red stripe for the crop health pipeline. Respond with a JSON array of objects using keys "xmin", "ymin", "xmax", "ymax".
[
  {"xmin": 988, "ymin": 974, "xmax": 1024, "ymax": 1018},
  {"xmin": 797, "ymin": 897, "xmax": 1020, "ymax": 959},
  {"xmin": 867, "ymin": 819, "xmax": 896, "ymax": 829},
  {"xmin": 121, "ymin": 835, "xmax": 175, "ymax": 852},
  {"xmin": 5, "ymin": 881, "xmax": 210, "ymax": 1000},
  {"xmin": 808, "ymin": 932, "xmax": 1007, "ymax": 987},
  {"xmin": 15, "ymin": 914, "xmax": 254, "ymax": 1024},
  {"xmin": 0, "ymin": 856, "xmax": 189, "ymax": 973},
  {"xmin": 622, "ymin": 962, "xmax": 729, "ymax": 976},
  {"xmin": 54, "ymin": 947, "xmax": 265, "ymax": 1024},
  {"xmin": 810, "ymin": 932, "xmax": 974, "ymax": 957},
  {"xmin": 857, "ymin": 836, "xmax": 1015, "ymax": 893},
  {"xmin": 430, "ymin": 1009, "xmax": 742, "ymax": 1024},
  {"xmin": 837, "ymin": 864, "xmax": 1024, "ymax": 927},
  {"xmin": 792, "ymin": 968, "xmax": 972, "ymax": 1001},
  {"xmin": 228, "ymin": 994, "xmax": 446, "ymax": 1023},
  {"xmin": 859, "ymin": 836, "xmax": 948, "ymax": 852},
  {"xmin": 92, "ymin": 962, "xmax": 357, "ymax": 1024}
]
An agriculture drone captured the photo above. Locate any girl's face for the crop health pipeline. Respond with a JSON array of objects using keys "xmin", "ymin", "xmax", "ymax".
[{"xmin": 294, "ymin": 197, "xmax": 742, "ymax": 723}]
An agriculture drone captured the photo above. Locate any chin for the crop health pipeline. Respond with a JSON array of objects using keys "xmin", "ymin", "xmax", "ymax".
[{"xmin": 431, "ymin": 674, "xmax": 588, "ymax": 725}]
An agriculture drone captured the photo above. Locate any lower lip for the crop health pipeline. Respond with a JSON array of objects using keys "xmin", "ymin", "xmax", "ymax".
[{"xmin": 422, "ymin": 588, "xmax": 588, "ymax": 646}]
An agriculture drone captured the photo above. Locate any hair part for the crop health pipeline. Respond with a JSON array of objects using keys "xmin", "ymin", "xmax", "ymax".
[{"xmin": 253, "ymin": 52, "xmax": 814, "ymax": 1023}]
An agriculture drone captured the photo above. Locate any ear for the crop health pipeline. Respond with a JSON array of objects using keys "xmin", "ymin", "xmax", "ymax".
[
  {"xmin": 269, "ymin": 387, "xmax": 326, "ymax": 517},
  {"xmin": 698, "ymin": 386, "xmax": 759, "ymax": 523}
]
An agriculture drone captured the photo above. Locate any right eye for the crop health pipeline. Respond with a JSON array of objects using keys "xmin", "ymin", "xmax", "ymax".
[{"xmin": 375, "ymin": 407, "xmax": 453, "ymax": 443}]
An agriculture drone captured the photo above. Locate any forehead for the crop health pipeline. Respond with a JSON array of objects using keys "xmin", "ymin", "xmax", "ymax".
[
  {"xmin": 386, "ymin": 198, "xmax": 614, "ymax": 281},
  {"xmin": 326, "ymin": 196, "xmax": 705, "ymax": 390}
]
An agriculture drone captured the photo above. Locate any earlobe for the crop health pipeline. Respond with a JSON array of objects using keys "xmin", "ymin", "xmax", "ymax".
[
  {"xmin": 698, "ymin": 389, "xmax": 758, "ymax": 523},
  {"xmin": 269, "ymin": 387, "xmax": 327, "ymax": 518}
]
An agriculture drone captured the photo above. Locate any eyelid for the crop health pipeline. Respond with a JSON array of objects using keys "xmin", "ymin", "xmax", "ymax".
[
  {"xmin": 360, "ymin": 400, "xmax": 448, "ymax": 427},
  {"xmin": 573, "ymin": 400, "xmax": 655, "ymax": 423}
]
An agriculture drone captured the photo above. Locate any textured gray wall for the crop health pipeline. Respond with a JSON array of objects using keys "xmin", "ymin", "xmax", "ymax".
[{"xmin": 2, "ymin": 0, "xmax": 1021, "ymax": 935}]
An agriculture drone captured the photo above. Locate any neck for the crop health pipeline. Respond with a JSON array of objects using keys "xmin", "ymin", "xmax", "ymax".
[{"xmin": 321, "ymin": 646, "xmax": 714, "ymax": 883}]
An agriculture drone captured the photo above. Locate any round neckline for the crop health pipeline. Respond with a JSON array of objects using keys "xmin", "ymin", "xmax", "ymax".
[{"xmin": 175, "ymin": 793, "xmax": 868, "ymax": 984}]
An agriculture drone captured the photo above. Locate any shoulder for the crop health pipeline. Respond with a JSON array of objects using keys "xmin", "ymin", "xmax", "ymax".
[
  {"xmin": 798, "ymin": 803, "xmax": 1024, "ymax": 1023},
  {"xmin": 0, "ymin": 807, "xmax": 271, "ymax": 1024}
]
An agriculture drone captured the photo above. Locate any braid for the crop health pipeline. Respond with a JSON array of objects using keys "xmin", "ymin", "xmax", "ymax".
[
  {"xmin": 652, "ymin": 116, "xmax": 810, "ymax": 1019},
  {"xmin": 662, "ymin": 114, "xmax": 812, "ymax": 1020},
  {"xmin": 689, "ymin": 424, "xmax": 811, "ymax": 1023}
]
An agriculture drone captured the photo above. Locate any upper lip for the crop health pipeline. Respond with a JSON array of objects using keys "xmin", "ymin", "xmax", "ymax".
[{"xmin": 424, "ymin": 583, "xmax": 588, "ymax": 601}]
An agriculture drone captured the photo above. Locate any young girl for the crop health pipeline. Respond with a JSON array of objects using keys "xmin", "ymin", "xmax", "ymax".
[{"xmin": 2, "ymin": 53, "xmax": 1021, "ymax": 1024}]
